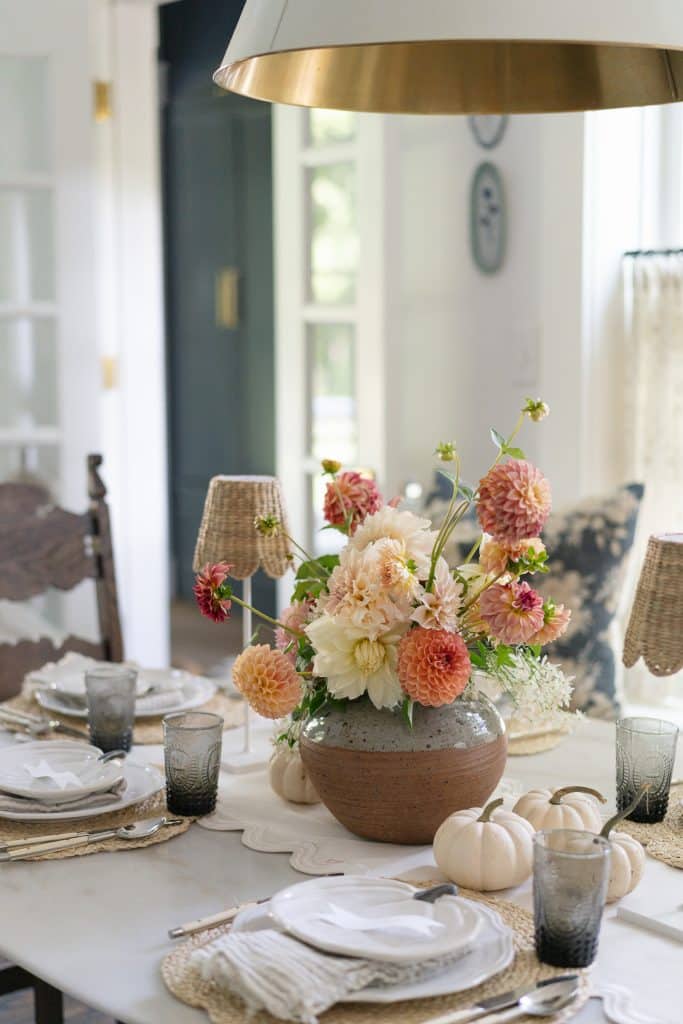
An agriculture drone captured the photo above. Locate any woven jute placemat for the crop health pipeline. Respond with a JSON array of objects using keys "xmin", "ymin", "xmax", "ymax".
[
  {"xmin": 1, "ymin": 688, "xmax": 244, "ymax": 745},
  {"xmin": 617, "ymin": 781, "xmax": 683, "ymax": 870},
  {"xmin": 0, "ymin": 789, "xmax": 192, "ymax": 860},
  {"xmin": 161, "ymin": 886, "xmax": 590, "ymax": 1024},
  {"xmin": 508, "ymin": 730, "xmax": 568, "ymax": 756}
]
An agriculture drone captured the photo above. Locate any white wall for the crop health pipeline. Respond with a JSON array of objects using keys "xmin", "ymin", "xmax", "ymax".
[{"xmin": 383, "ymin": 113, "xmax": 562, "ymax": 502}]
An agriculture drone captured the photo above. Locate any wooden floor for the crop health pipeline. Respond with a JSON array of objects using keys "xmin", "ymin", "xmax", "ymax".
[{"xmin": 0, "ymin": 988, "xmax": 110, "ymax": 1023}]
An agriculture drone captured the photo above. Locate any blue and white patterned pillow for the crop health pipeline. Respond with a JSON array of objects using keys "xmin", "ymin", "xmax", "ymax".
[{"xmin": 427, "ymin": 483, "xmax": 644, "ymax": 719}]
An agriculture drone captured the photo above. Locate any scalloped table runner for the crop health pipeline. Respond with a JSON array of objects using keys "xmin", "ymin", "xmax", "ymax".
[{"xmin": 0, "ymin": 687, "xmax": 244, "ymax": 744}]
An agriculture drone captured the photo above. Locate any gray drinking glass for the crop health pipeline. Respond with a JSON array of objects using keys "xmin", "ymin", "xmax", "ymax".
[
  {"xmin": 533, "ymin": 829, "xmax": 611, "ymax": 968},
  {"xmin": 85, "ymin": 666, "xmax": 137, "ymax": 753},
  {"xmin": 163, "ymin": 711, "xmax": 223, "ymax": 816},
  {"xmin": 616, "ymin": 717, "xmax": 679, "ymax": 823}
]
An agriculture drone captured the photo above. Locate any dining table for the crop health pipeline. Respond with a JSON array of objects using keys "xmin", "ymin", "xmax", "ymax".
[{"xmin": 0, "ymin": 715, "xmax": 680, "ymax": 1024}]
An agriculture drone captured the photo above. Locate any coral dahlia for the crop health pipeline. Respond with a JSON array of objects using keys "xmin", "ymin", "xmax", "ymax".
[
  {"xmin": 477, "ymin": 460, "xmax": 551, "ymax": 543},
  {"xmin": 398, "ymin": 627, "xmax": 471, "ymax": 707},
  {"xmin": 232, "ymin": 644, "xmax": 302, "ymax": 719},
  {"xmin": 323, "ymin": 471, "xmax": 382, "ymax": 534},
  {"xmin": 479, "ymin": 581, "xmax": 545, "ymax": 644},
  {"xmin": 193, "ymin": 562, "xmax": 233, "ymax": 623}
]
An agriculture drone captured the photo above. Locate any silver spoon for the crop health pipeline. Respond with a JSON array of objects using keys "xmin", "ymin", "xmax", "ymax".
[
  {"xmin": 476, "ymin": 977, "xmax": 579, "ymax": 1024},
  {"xmin": 1, "ymin": 816, "xmax": 184, "ymax": 861}
]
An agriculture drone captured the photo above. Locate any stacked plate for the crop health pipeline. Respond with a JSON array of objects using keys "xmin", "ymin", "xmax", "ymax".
[
  {"xmin": 0, "ymin": 741, "xmax": 164, "ymax": 822},
  {"xmin": 29, "ymin": 654, "xmax": 216, "ymax": 720},
  {"xmin": 232, "ymin": 875, "xmax": 514, "ymax": 1003}
]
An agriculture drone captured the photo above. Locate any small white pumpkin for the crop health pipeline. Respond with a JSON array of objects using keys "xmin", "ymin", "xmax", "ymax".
[
  {"xmin": 269, "ymin": 745, "xmax": 320, "ymax": 805},
  {"xmin": 602, "ymin": 786, "xmax": 648, "ymax": 902},
  {"xmin": 513, "ymin": 785, "xmax": 606, "ymax": 832},
  {"xmin": 433, "ymin": 798, "xmax": 535, "ymax": 891}
]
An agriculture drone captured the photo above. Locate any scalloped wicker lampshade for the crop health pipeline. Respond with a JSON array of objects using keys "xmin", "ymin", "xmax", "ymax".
[
  {"xmin": 623, "ymin": 534, "xmax": 683, "ymax": 677},
  {"xmin": 192, "ymin": 475, "xmax": 291, "ymax": 581}
]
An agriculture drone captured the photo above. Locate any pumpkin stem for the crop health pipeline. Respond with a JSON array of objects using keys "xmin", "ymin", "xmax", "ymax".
[
  {"xmin": 478, "ymin": 797, "xmax": 504, "ymax": 822},
  {"xmin": 549, "ymin": 785, "xmax": 607, "ymax": 806},
  {"xmin": 600, "ymin": 784, "xmax": 651, "ymax": 838}
]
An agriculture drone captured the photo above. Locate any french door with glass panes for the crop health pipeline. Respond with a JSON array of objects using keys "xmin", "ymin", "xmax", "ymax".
[
  {"xmin": 274, "ymin": 107, "xmax": 387, "ymax": 588},
  {"xmin": 0, "ymin": 0, "xmax": 100, "ymax": 510}
]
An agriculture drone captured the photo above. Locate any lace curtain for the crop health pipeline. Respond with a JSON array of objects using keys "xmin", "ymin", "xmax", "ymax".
[{"xmin": 622, "ymin": 253, "xmax": 683, "ymax": 706}]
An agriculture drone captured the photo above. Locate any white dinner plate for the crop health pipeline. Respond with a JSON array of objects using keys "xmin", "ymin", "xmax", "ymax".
[
  {"xmin": 35, "ymin": 670, "xmax": 216, "ymax": 720},
  {"xmin": 233, "ymin": 896, "xmax": 513, "ymax": 1002},
  {"xmin": 269, "ymin": 875, "xmax": 482, "ymax": 964},
  {"xmin": 0, "ymin": 760, "xmax": 163, "ymax": 821},
  {"xmin": 0, "ymin": 740, "xmax": 123, "ymax": 802}
]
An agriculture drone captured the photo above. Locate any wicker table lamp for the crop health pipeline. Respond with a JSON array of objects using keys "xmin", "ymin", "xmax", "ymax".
[
  {"xmin": 193, "ymin": 475, "xmax": 291, "ymax": 771},
  {"xmin": 623, "ymin": 534, "xmax": 683, "ymax": 677}
]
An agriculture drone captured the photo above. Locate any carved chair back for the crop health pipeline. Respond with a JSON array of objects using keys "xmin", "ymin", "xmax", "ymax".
[{"xmin": 0, "ymin": 454, "xmax": 123, "ymax": 699}]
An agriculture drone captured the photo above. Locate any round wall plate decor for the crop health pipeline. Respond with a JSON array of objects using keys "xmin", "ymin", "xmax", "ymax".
[
  {"xmin": 469, "ymin": 115, "xmax": 508, "ymax": 149},
  {"xmin": 470, "ymin": 162, "xmax": 506, "ymax": 275}
]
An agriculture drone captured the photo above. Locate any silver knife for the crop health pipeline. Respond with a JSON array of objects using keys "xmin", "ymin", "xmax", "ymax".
[
  {"xmin": 0, "ymin": 707, "xmax": 87, "ymax": 740},
  {"xmin": 420, "ymin": 976, "xmax": 579, "ymax": 1024}
]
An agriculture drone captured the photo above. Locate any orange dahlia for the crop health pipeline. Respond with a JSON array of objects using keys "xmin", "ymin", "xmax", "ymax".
[
  {"xmin": 398, "ymin": 628, "xmax": 471, "ymax": 707},
  {"xmin": 323, "ymin": 471, "xmax": 382, "ymax": 534},
  {"xmin": 479, "ymin": 581, "xmax": 545, "ymax": 644},
  {"xmin": 232, "ymin": 645, "xmax": 302, "ymax": 719},
  {"xmin": 529, "ymin": 602, "xmax": 571, "ymax": 645},
  {"xmin": 477, "ymin": 461, "xmax": 551, "ymax": 543}
]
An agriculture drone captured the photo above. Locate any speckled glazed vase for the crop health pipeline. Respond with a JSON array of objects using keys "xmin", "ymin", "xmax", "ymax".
[{"xmin": 299, "ymin": 696, "xmax": 507, "ymax": 844}]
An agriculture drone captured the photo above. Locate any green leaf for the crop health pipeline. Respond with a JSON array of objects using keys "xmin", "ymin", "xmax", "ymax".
[
  {"xmin": 437, "ymin": 469, "xmax": 456, "ymax": 485},
  {"xmin": 292, "ymin": 555, "xmax": 340, "ymax": 602},
  {"xmin": 457, "ymin": 483, "xmax": 474, "ymax": 502},
  {"xmin": 490, "ymin": 428, "xmax": 507, "ymax": 450},
  {"xmin": 503, "ymin": 446, "xmax": 525, "ymax": 459},
  {"xmin": 527, "ymin": 644, "xmax": 542, "ymax": 658},
  {"xmin": 401, "ymin": 697, "xmax": 415, "ymax": 729},
  {"xmin": 495, "ymin": 645, "xmax": 516, "ymax": 668},
  {"xmin": 469, "ymin": 650, "xmax": 486, "ymax": 669}
]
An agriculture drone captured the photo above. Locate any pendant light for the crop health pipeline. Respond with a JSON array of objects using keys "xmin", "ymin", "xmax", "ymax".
[{"xmin": 214, "ymin": 0, "xmax": 683, "ymax": 114}]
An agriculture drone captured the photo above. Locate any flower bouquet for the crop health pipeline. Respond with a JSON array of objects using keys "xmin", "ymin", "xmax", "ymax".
[{"xmin": 195, "ymin": 399, "xmax": 573, "ymax": 842}]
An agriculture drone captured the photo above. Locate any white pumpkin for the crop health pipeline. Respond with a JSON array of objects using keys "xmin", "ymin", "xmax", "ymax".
[
  {"xmin": 269, "ymin": 746, "xmax": 320, "ymax": 805},
  {"xmin": 601, "ymin": 786, "xmax": 648, "ymax": 902},
  {"xmin": 513, "ymin": 786, "xmax": 606, "ymax": 832},
  {"xmin": 433, "ymin": 798, "xmax": 535, "ymax": 891}
]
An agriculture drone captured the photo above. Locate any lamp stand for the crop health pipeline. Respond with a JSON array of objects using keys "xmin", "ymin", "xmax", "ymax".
[{"xmin": 223, "ymin": 575, "xmax": 269, "ymax": 773}]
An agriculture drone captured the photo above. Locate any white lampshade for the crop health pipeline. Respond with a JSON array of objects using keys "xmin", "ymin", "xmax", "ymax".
[{"xmin": 214, "ymin": 0, "xmax": 683, "ymax": 114}]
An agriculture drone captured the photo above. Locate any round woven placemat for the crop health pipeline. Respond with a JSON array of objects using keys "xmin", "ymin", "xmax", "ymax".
[
  {"xmin": 508, "ymin": 730, "xmax": 569, "ymax": 756},
  {"xmin": 0, "ymin": 789, "xmax": 191, "ymax": 860},
  {"xmin": 2, "ymin": 689, "xmax": 244, "ymax": 745},
  {"xmin": 616, "ymin": 781, "xmax": 683, "ymax": 870},
  {"xmin": 161, "ymin": 886, "xmax": 590, "ymax": 1024}
]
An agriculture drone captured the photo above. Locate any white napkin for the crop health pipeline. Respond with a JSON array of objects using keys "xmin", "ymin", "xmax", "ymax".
[
  {"xmin": 318, "ymin": 903, "xmax": 445, "ymax": 936},
  {"xmin": 24, "ymin": 759, "xmax": 82, "ymax": 790},
  {"xmin": 0, "ymin": 778, "xmax": 127, "ymax": 814},
  {"xmin": 192, "ymin": 927, "xmax": 471, "ymax": 1024}
]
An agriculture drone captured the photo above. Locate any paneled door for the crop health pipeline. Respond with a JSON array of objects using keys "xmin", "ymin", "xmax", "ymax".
[{"xmin": 0, "ymin": 0, "xmax": 100, "ymax": 512}]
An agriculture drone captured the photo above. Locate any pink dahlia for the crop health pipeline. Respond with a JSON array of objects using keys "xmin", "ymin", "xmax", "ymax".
[
  {"xmin": 479, "ymin": 581, "xmax": 545, "ymax": 644},
  {"xmin": 529, "ymin": 602, "xmax": 571, "ymax": 645},
  {"xmin": 479, "ymin": 536, "xmax": 546, "ymax": 577},
  {"xmin": 275, "ymin": 600, "xmax": 314, "ymax": 663},
  {"xmin": 477, "ymin": 461, "xmax": 551, "ymax": 543},
  {"xmin": 193, "ymin": 562, "xmax": 233, "ymax": 623},
  {"xmin": 398, "ymin": 628, "xmax": 471, "ymax": 707},
  {"xmin": 323, "ymin": 471, "xmax": 382, "ymax": 535},
  {"xmin": 232, "ymin": 644, "xmax": 302, "ymax": 719}
]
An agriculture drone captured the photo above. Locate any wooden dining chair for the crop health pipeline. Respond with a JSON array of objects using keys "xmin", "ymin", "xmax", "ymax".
[
  {"xmin": 0, "ymin": 453, "xmax": 123, "ymax": 700},
  {"xmin": 0, "ymin": 453, "xmax": 123, "ymax": 1024}
]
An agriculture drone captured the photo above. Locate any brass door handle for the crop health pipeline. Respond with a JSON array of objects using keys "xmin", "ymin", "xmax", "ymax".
[{"xmin": 215, "ymin": 267, "xmax": 240, "ymax": 329}]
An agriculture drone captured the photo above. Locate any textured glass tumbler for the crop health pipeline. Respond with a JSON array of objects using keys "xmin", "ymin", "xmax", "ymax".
[
  {"xmin": 616, "ymin": 717, "xmax": 679, "ymax": 823},
  {"xmin": 163, "ymin": 712, "xmax": 223, "ymax": 816},
  {"xmin": 85, "ymin": 666, "xmax": 137, "ymax": 753},
  {"xmin": 533, "ymin": 830, "xmax": 611, "ymax": 968}
]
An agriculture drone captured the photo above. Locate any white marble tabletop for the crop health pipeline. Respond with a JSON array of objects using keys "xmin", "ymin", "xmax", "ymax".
[{"xmin": 0, "ymin": 718, "xmax": 681, "ymax": 1024}]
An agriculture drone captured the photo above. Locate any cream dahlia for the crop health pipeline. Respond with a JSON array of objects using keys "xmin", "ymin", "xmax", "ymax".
[
  {"xmin": 477, "ymin": 460, "xmax": 551, "ymax": 543},
  {"xmin": 305, "ymin": 616, "xmax": 405, "ymax": 709},
  {"xmin": 349, "ymin": 507, "xmax": 437, "ymax": 576},
  {"xmin": 323, "ymin": 471, "xmax": 381, "ymax": 534},
  {"xmin": 232, "ymin": 644, "xmax": 302, "ymax": 719},
  {"xmin": 479, "ymin": 581, "xmax": 545, "ymax": 644},
  {"xmin": 325, "ymin": 547, "xmax": 408, "ymax": 634},
  {"xmin": 398, "ymin": 627, "xmax": 471, "ymax": 706},
  {"xmin": 479, "ymin": 535, "xmax": 546, "ymax": 577},
  {"xmin": 411, "ymin": 558, "xmax": 462, "ymax": 631},
  {"xmin": 529, "ymin": 602, "xmax": 571, "ymax": 645}
]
